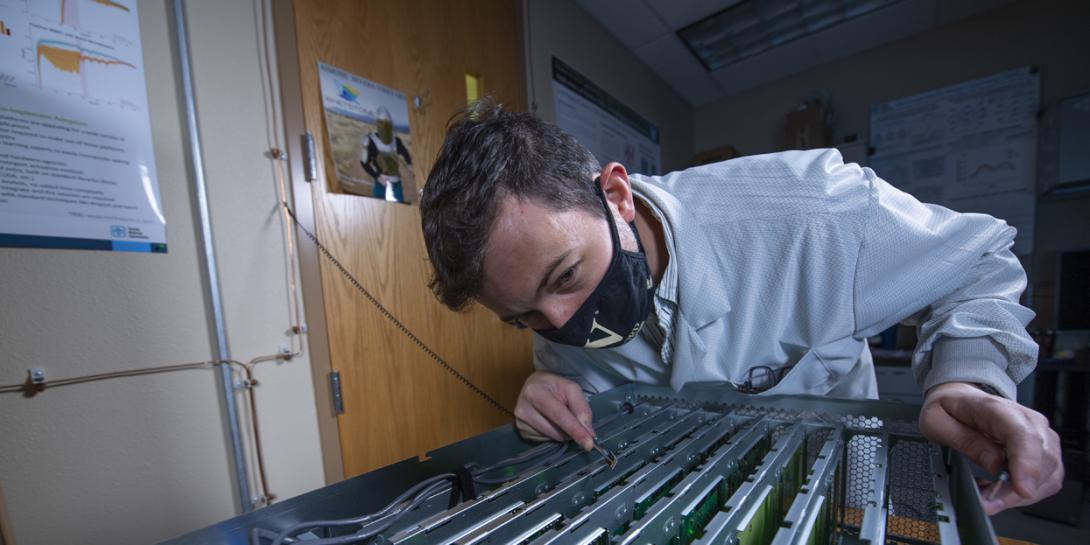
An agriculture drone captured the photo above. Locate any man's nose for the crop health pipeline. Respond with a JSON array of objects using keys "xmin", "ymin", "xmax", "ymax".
[{"xmin": 540, "ymin": 299, "xmax": 577, "ymax": 330}]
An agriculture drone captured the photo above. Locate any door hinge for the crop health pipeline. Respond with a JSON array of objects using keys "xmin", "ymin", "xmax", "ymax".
[
  {"xmin": 329, "ymin": 370, "xmax": 344, "ymax": 415},
  {"xmin": 301, "ymin": 132, "xmax": 318, "ymax": 182}
]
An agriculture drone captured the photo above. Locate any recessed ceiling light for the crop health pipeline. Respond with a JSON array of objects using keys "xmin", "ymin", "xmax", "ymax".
[{"xmin": 678, "ymin": 0, "xmax": 903, "ymax": 71}]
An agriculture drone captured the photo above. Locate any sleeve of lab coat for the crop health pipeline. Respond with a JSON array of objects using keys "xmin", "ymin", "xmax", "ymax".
[{"xmin": 850, "ymin": 161, "xmax": 1038, "ymax": 400}]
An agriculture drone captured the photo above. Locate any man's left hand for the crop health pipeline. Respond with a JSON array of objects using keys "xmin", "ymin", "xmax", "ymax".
[{"xmin": 919, "ymin": 382, "xmax": 1062, "ymax": 514}]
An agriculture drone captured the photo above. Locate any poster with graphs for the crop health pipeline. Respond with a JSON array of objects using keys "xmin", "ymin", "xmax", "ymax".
[
  {"xmin": 0, "ymin": 0, "xmax": 165, "ymax": 252},
  {"xmin": 870, "ymin": 67, "xmax": 1039, "ymax": 255}
]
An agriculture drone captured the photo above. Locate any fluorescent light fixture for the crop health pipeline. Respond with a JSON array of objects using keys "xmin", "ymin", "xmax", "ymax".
[{"xmin": 678, "ymin": 0, "xmax": 903, "ymax": 71}]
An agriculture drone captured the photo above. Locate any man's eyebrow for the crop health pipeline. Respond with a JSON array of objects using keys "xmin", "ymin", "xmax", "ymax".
[
  {"xmin": 498, "ymin": 251, "xmax": 572, "ymax": 323},
  {"xmin": 538, "ymin": 251, "xmax": 571, "ymax": 295}
]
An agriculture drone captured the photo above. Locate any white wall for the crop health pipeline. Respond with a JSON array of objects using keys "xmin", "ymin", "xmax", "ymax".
[
  {"xmin": 0, "ymin": 1, "xmax": 325, "ymax": 544},
  {"xmin": 523, "ymin": 0, "xmax": 694, "ymax": 173}
]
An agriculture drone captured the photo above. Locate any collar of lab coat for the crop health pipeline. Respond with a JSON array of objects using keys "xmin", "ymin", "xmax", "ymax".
[
  {"xmin": 631, "ymin": 176, "xmax": 732, "ymax": 391},
  {"xmin": 631, "ymin": 176, "xmax": 731, "ymax": 330}
]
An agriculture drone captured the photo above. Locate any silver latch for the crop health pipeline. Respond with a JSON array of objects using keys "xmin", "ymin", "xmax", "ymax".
[{"xmin": 330, "ymin": 371, "xmax": 344, "ymax": 415}]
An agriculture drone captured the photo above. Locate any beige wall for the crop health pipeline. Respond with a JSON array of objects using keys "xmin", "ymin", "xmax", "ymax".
[
  {"xmin": 523, "ymin": 0, "xmax": 694, "ymax": 173},
  {"xmin": 0, "ymin": 1, "xmax": 325, "ymax": 544}
]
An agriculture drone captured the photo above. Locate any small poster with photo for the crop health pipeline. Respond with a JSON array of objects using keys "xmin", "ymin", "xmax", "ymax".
[{"xmin": 317, "ymin": 62, "xmax": 416, "ymax": 203}]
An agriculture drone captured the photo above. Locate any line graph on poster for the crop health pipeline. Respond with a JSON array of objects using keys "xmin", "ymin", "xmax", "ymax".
[
  {"xmin": 0, "ymin": 0, "xmax": 165, "ymax": 252},
  {"xmin": 2, "ymin": 1, "xmax": 143, "ymax": 109}
]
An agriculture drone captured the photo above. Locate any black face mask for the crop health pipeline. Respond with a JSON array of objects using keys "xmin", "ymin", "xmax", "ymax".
[{"xmin": 534, "ymin": 181, "xmax": 654, "ymax": 349}]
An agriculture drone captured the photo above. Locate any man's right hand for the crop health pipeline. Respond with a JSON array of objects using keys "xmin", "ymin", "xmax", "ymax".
[{"xmin": 514, "ymin": 371, "xmax": 596, "ymax": 451}]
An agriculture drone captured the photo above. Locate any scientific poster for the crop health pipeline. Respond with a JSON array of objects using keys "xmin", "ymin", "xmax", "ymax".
[
  {"xmin": 317, "ymin": 62, "xmax": 415, "ymax": 204},
  {"xmin": 552, "ymin": 57, "xmax": 661, "ymax": 176},
  {"xmin": 0, "ymin": 0, "xmax": 166, "ymax": 252},
  {"xmin": 870, "ymin": 67, "xmax": 1039, "ymax": 255}
]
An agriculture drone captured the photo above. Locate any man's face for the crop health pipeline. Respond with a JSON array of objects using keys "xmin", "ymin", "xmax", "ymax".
[
  {"xmin": 477, "ymin": 195, "xmax": 614, "ymax": 331},
  {"xmin": 377, "ymin": 119, "xmax": 393, "ymax": 143}
]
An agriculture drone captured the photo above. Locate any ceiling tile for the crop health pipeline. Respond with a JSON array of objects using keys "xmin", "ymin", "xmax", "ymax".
[
  {"xmin": 575, "ymin": 0, "xmax": 671, "ymax": 49},
  {"xmin": 634, "ymin": 34, "xmax": 724, "ymax": 106},
  {"xmin": 644, "ymin": 0, "xmax": 746, "ymax": 30},
  {"xmin": 709, "ymin": 34, "xmax": 816, "ymax": 95}
]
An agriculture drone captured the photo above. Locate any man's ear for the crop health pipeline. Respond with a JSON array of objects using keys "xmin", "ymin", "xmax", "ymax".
[{"xmin": 597, "ymin": 162, "xmax": 634, "ymax": 222}]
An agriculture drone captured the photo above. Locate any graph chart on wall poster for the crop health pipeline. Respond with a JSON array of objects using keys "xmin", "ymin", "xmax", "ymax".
[
  {"xmin": 869, "ymin": 67, "xmax": 1039, "ymax": 255},
  {"xmin": 0, "ymin": 0, "xmax": 166, "ymax": 252}
]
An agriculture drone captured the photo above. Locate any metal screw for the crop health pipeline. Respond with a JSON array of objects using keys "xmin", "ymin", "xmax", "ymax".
[
  {"xmin": 615, "ymin": 504, "xmax": 628, "ymax": 520},
  {"xmin": 571, "ymin": 492, "xmax": 587, "ymax": 506},
  {"xmin": 663, "ymin": 518, "xmax": 676, "ymax": 534},
  {"xmin": 534, "ymin": 483, "xmax": 549, "ymax": 496}
]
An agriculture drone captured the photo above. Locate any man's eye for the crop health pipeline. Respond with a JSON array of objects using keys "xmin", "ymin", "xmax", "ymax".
[{"xmin": 558, "ymin": 266, "xmax": 576, "ymax": 287}]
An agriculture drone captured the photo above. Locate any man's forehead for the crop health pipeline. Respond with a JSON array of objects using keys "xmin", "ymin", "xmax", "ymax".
[{"xmin": 480, "ymin": 197, "xmax": 585, "ymax": 303}]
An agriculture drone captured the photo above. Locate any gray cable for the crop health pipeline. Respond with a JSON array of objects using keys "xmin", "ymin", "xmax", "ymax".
[
  {"xmin": 285, "ymin": 480, "xmax": 452, "ymax": 545},
  {"xmin": 269, "ymin": 473, "xmax": 454, "ymax": 545},
  {"xmin": 474, "ymin": 442, "xmax": 573, "ymax": 485}
]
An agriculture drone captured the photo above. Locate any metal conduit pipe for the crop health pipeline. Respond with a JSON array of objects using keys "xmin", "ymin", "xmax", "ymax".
[{"xmin": 172, "ymin": 0, "xmax": 253, "ymax": 513}]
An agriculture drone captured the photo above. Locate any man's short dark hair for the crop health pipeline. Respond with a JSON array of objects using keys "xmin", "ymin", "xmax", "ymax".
[{"xmin": 420, "ymin": 99, "xmax": 603, "ymax": 311}]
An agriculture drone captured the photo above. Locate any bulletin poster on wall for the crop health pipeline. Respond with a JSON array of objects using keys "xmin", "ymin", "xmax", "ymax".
[
  {"xmin": 0, "ymin": 0, "xmax": 166, "ymax": 252},
  {"xmin": 318, "ymin": 62, "xmax": 415, "ymax": 204},
  {"xmin": 869, "ymin": 67, "xmax": 1039, "ymax": 255},
  {"xmin": 552, "ymin": 57, "xmax": 662, "ymax": 176}
]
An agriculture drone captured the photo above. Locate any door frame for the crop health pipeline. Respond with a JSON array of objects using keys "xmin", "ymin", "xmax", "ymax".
[{"xmin": 270, "ymin": 0, "xmax": 344, "ymax": 484}]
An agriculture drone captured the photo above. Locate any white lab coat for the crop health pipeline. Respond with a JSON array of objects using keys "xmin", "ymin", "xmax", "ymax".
[{"xmin": 533, "ymin": 149, "xmax": 1037, "ymax": 400}]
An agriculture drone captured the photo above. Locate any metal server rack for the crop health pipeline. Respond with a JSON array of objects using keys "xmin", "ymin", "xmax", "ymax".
[{"xmin": 159, "ymin": 384, "xmax": 998, "ymax": 545}]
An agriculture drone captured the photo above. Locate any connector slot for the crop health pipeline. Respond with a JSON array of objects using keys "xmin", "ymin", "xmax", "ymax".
[
  {"xmin": 617, "ymin": 419, "xmax": 776, "ymax": 545},
  {"xmin": 692, "ymin": 423, "xmax": 807, "ymax": 545},
  {"xmin": 856, "ymin": 433, "xmax": 890, "ymax": 544},
  {"xmin": 531, "ymin": 415, "xmax": 760, "ymax": 545},
  {"xmin": 390, "ymin": 404, "xmax": 685, "ymax": 545},
  {"xmin": 451, "ymin": 409, "xmax": 715, "ymax": 545},
  {"xmin": 506, "ymin": 512, "xmax": 562, "ymax": 545},
  {"xmin": 770, "ymin": 426, "xmax": 844, "ymax": 545}
]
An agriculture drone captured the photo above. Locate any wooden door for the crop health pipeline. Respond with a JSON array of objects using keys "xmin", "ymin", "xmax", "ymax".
[{"xmin": 290, "ymin": 0, "xmax": 533, "ymax": 477}]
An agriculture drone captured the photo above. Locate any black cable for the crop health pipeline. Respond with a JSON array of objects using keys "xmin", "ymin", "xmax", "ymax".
[{"xmin": 282, "ymin": 202, "xmax": 515, "ymax": 419}]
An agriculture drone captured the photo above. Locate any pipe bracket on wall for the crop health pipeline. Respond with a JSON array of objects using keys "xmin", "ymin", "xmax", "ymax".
[{"xmin": 302, "ymin": 132, "xmax": 318, "ymax": 182}]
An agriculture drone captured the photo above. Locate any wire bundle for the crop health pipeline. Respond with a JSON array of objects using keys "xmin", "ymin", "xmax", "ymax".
[
  {"xmin": 260, "ymin": 440, "xmax": 578, "ymax": 545},
  {"xmin": 266, "ymin": 473, "xmax": 456, "ymax": 545}
]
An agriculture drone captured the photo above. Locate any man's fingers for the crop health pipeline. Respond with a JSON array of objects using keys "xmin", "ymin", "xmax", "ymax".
[
  {"xmin": 920, "ymin": 402, "xmax": 1004, "ymax": 473},
  {"xmin": 515, "ymin": 407, "xmax": 568, "ymax": 443},
  {"xmin": 927, "ymin": 384, "xmax": 1064, "ymax": 510},
  {"xmin": 977, "ymin": 481, "xmax": 1019, "ymax": 515},
  {"xmin": 534, "ymin": 392, "xmax": 595, "ymax": 450},
  {"xmin": 954, "ymin": 396, "xmax": 1046, "ymax": 497},
  {"xmin": 561, "ymin": 381, "xmax": 595, "ymax": 438},
  {"xmin": 978, "ymin": 463, "xmax": 1064, "ymax": 515},
  {"xmin": 515, "ymin": 418, "xmax": 551, "ymax": 443}
]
